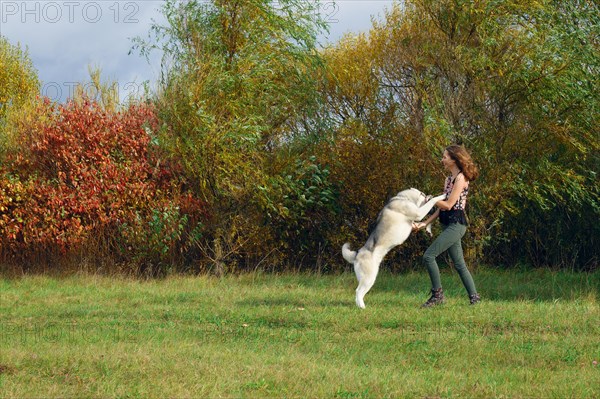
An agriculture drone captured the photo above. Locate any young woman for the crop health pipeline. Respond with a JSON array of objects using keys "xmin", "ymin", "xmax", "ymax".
[{"xmin": 412, "ymin": 145, "xmax": 481, "ymax": 307}]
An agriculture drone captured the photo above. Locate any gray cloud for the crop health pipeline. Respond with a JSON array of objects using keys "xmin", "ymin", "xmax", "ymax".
[{"xmin": 0, "ymin": 0, "xmax": 394, "ymax": 102}]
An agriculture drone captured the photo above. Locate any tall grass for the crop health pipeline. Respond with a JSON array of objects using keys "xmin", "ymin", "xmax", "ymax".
[{"xmin": 1, "ymin": 269, "xmax": 598, "ymax": 398}]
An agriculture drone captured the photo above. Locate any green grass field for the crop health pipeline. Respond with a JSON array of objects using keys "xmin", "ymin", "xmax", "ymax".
[{"xmin": 1, "ymin": 269, "xmax": 598, "ymax": 398}]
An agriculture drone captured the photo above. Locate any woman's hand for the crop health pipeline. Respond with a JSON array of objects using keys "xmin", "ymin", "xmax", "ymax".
[{"xmin": 412, "ymin": 222, "xmax": 426, "ymax": 231}]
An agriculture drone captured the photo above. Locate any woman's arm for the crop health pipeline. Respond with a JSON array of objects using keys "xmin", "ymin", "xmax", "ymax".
[
  {"xmin": 435, "ymin": 174, "xmax": 467, "ymax": 211},
  {"xmin": 413, "ymin": 208, "xmax": 440, "ymax": 231}
]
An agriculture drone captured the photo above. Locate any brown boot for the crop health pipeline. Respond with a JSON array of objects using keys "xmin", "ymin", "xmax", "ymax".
[
  {"xmin": 422, "ymin": 288, "xmax": 444, "ymax": 307},
  {"xmin": 469, "ymin": 293, "xmax": 481, "ymax": 305}
]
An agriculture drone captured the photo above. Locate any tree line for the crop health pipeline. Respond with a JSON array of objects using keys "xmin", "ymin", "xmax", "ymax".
[{"xmin": 1, "ymin": 0, "xmax": 598, "ymax": 274}]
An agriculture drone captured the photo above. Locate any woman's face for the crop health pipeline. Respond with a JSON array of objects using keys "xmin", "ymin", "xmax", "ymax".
[{"xmin": 441, "ymin": 150, "xmax": 456, "ymax": 171}]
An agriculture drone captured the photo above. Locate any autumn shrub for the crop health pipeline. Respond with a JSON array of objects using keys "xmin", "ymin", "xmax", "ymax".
[
  {"xmin": 253, "ymin": 155, "xmax": 339, "ymax": 270},
  {"xmin": 0, "ymin": 98, "xmax": 207, "ymax": 273},
  {"xmin": 476, "ymin": 155, "xmax": 599, "ymax": 270}
]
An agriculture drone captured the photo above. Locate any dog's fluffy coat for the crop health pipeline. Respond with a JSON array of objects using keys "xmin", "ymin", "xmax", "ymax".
[{"xmin": 342, "ymin": 188, "xmax": 446, "ymax": 308}]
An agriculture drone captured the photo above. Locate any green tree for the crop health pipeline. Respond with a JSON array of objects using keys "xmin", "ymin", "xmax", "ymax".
[
  {"xmin": 493, "ymin": 0, "xmax": 599, "ymax": 268},
  {"xmin": 320, "ymin": 0, "xmax": 598, "ymax": 269},
  {"xmin": 0, "ymin": 37, "xmax": 39, "ymax": 120},
  {"xmin": 134, "ymin": 0, "xmax": 329, "ymax": 272},
  {"xmin": 0, "ymin": 37, "xmax": 40, "ymax": 159}
]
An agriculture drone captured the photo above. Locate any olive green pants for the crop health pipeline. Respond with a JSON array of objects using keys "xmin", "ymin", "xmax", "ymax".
[{"xmin": 423, "ymin": 223, "xmax": 477, "ymax": 296}]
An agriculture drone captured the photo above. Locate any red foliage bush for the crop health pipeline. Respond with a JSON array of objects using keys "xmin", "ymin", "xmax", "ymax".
[{"xmin": 0, "ymin": 98, "xmax": 207, "ymax": 271}]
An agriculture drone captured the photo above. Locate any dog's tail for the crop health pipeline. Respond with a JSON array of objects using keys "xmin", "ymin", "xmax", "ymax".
[{"xmin": 342, "ymin": 243, "xmax": 357, "ymax": 263}]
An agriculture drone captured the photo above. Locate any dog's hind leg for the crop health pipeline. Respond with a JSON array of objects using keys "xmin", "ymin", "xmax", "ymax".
[
  {"xmin": 355, "ymin": 275, "xmax": 376, "ymax": 309},
  {"xmin": 354, "ymin": 252, "xmax": 383, "ymax": 309}
]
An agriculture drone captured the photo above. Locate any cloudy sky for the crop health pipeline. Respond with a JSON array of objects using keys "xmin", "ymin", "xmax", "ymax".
[{"xmin": 0, "ymin": 0, "xmax": 395, "ymax": 102}]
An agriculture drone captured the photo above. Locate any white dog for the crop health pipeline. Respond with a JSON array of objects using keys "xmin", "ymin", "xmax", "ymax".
[{"xmin": 342, "ymin": 188, "xmax": 446, "ymax": 308}]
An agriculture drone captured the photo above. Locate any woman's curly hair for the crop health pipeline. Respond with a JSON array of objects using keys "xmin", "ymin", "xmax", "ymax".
[{"xmin": 446, "ymin": 144, "xmax": 479, "ymax": 181}]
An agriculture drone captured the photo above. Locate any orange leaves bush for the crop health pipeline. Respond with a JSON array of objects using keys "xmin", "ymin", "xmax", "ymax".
[{"xmin": 0, "ymin": 98, "xmax": 207, "ymax": 270}]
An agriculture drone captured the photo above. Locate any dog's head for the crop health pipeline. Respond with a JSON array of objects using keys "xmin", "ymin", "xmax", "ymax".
[{"xmin": 396, "ymin": 188, "xmax": 430, "ymax": 207}]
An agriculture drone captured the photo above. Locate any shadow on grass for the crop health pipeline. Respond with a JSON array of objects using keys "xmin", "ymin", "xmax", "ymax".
[
  {"xmin": 236, "ymin": 296, "xmax": 352, "ymax": 309},
  {"xmin": 233, "ymin": 267, "xmax": 599, "ymax": 307},
  {"xmin": 371, "ymin": 267, "xmax": 599, "ymax": 302}
]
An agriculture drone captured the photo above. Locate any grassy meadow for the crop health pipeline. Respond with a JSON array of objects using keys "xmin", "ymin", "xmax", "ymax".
[{"xmin": 0, "ymin": 268, "xmax": 598, "ymax": 398}]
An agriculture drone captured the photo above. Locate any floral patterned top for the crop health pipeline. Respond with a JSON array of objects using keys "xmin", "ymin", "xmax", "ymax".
[
  {"xmin": 440, "ymin": 173, "xmax": 469, "ymax": 225},
  {"xmin": 444, "ymin": 173, "xmax": 469, "ymax": 210}
]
